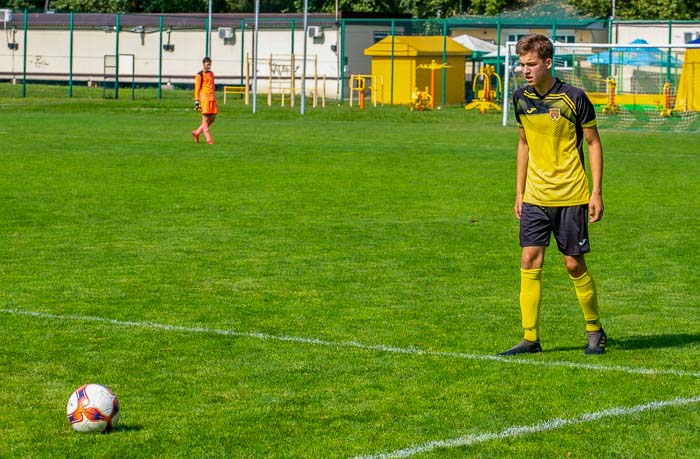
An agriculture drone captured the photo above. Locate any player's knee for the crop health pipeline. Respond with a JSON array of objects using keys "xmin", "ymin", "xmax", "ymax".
[
  {"xmin": 521, "ymin": 250, "xmax": 544, "ymax": 269},
  {"xmin": 564, "ymin": 256, "xmax": 587, "ymax": 277}
]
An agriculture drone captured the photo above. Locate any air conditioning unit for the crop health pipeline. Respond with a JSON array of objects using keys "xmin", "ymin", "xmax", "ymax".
[
  {"xmin": 308, "ymin": 26, "xmax": 323, "ymax": 39},
  {"xmin": 218, "ymin": 27, "xmax": 233, "ymax": 39},
  {"xmin": 0, "ymin": 8, "xmax": 13, "ymax": 22}
]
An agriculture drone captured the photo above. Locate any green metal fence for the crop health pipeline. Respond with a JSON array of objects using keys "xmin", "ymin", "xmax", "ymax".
[{"xmin": 1, "ymin": 11, "xmax": 698, "ymax": 111}]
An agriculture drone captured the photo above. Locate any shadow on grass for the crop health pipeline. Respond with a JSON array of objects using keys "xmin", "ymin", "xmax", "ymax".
[
  {"xmin": 544, "ymin": 334, "xmax": 700, "ymax": 353},
  {"xmin": 611, "ymin": 334, "xmax": 700, "ymax": 350},
  {"xmin": 112, "ymin": 424, "xmax": 144, "ymax": 433}
]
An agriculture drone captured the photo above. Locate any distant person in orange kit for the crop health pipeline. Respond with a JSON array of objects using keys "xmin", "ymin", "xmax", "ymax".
[{"xmin": 192, "ymin": 57, "xmax": 217, "ymax": 145}]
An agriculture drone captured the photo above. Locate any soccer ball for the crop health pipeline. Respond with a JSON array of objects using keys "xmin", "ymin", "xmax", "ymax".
[{"xmin": 66, "ymin": 384, "xmax": 120, "ymax": 433}]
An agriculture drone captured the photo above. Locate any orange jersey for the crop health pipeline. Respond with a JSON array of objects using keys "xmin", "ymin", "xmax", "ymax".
[{"xmin": 194, "ymin": 70, "xmax": 217, "ymax": 115}]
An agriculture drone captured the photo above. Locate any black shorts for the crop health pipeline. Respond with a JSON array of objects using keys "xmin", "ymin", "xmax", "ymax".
[{"xmin": 519, "ymin": 203, "xmax": 590, "ymax": 256}]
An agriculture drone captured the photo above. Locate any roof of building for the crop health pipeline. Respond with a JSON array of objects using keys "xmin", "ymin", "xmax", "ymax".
[
  {"xmin": 364, "ymin": 36, "xmax": 471, "ymax": 57},
  {"xmin": 3, "ymin": 12, "xmax": 340, "ymax": 29}
]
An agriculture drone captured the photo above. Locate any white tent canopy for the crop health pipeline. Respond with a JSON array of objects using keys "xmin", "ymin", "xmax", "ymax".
[
  {"xmin": 483, "ymin": 47, "xmax": 508, "ymax": 58},
  {"xmin": 452, "ymin": 34, "xmax": 499, "ymax": 55}
]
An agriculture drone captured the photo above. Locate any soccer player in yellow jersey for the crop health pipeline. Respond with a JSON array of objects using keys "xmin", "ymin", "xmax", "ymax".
[
  {"xmin": 192, "ymin": 57, "xmax": 217, "ymax": 145},
  {"xmin": 500, "ymin": 34, "xmax": 607, "ymax": 356}
]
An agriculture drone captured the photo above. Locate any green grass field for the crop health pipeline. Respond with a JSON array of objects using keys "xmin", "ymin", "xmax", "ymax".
[{"xmin": 1, "ymin": 85, "xmax": 699, "ymax": 458}]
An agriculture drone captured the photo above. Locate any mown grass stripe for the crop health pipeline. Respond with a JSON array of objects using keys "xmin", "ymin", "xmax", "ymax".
[
  {"xmin": 3, "ymin": 308, "xmax": 698, "ymax": 379},
  {"xmin": 351, "ymin": 395, "xmax": 700, "ymax": 459}
]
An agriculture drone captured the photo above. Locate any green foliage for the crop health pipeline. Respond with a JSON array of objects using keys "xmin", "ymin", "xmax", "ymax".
[
  {"xmin": 140, "ymin": 0, "xmax": 211, "ymax": 14},
  {"xmin": 291, "ymin": 0, "xmax": 415, "ymax": 15},
  {"xmin": 1, "ymin": 0, "xmax": 699, "ymax": 18},
  {"xmin": 48, "ymin": 0, "xmax": 133, "ymax": 13},
  {"xmin": 469, "ymin": 0, "xmax": 515, "ymax": 16},
  {"xmin": 222, "ymin": 0, "xmax": 293, "ymax": 13},
  {"xmin": 0, "ymin": 0, "xmax": 44, "ymax": 11}
]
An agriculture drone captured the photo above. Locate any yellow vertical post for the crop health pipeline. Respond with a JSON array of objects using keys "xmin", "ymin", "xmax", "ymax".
[
  {"xmin": 371, "ymin": 75, "xmax": 377, "ymax": 107},
  {"xmin": 244, "ymin": 54, "xmax": 250, "ymax": 105},
  {"xmin": 349, "ymin": 74, "xmax": 354, "ymax": 107},
  {"xmin": 379, "ymin": 75, "xmax": 384, "ymax": 106}
]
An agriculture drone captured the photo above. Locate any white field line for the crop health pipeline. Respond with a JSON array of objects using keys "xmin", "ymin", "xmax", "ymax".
[
  {"xmin": 2, "ymin": 308, "xmax": 699, "ymax": 379},
  {"xmin": 350, "ymin": 395, "xmax": 700, "ymax": 459}
]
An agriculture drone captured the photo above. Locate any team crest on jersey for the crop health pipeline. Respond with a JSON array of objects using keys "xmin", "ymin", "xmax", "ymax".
[{"xmin": 549, "ymin": 108, "xmax": 561, "ymax": 121}]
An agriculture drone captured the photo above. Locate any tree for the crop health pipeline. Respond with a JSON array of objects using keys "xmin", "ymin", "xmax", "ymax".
[
  {"xmin": 290, "ymin": 1, "xmax": 411, "ymax": 16},
  {"xmin": 289, "ymin": 1, "xmax": 472, "ymax": 18},
  {"xmin": 46, "ymin": 0, "xmax": 132, "ymax": 13},
  {"xmin": 1, "ymin": 0, "xmax": 47, "ymax": 10},
  {"xmin": 142, "ymin": 1, "xmax": 213, "ymax": 14},
  {"xmin": 469, "ymin": 0, "xmax": 513, "ymax": 16},
  {"xmin": 223, "ymin": 0, "xmax": 295, "ymax": 13},
  {"xmin": 2, "ymin": 0, "xmax": 697, "ymax": 19}
]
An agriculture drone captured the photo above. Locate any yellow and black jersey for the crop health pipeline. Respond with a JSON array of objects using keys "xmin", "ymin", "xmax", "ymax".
[{"xmin": 513, "ymin": 79, "xmax": 597, "ymax": 207}]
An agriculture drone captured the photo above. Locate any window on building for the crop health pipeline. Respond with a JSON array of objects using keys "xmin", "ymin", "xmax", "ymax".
[
  {"xmin": 507, "ymin": 33, "xmax": 530, "ymax": 43},
  {"xmin": 373, "ymin": 31, "xmax": 404, "ymax": 43},
  {"xmin": 554, "ymin": 34, "xmax": 576, "ymax": 43},
  {"xmin": 507, "ymin": 32, "xmax": 576, "ymax": 43}
]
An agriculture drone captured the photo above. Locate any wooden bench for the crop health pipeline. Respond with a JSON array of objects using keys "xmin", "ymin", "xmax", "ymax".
[{"xmin": 223, "ymin": 84, "xmax": 247, "ymax": 103}]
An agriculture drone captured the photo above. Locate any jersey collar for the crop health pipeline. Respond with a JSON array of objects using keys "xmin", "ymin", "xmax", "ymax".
[{"xmin": 530, "ymin": 78, "xmax": 562, "ymax": 99}]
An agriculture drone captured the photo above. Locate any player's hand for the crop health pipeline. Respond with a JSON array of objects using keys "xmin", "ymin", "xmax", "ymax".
[
  {"xmin": 514, "ymin": 195, "xmax": 523, "ymax": 220},
  {"xmin": 194, "ymin": 101, "xmax": 201, "ymax": 112},
  {"xmin": 589, "ymin": 192, "xmax": 604, "ymax": 223}
]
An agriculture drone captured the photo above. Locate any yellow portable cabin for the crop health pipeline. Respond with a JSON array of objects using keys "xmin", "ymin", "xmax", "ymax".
[
  {"xmin": 363, "ymin": 36, "xmax": 471, "ymax": 106},
  {"xmin": 675, "ymin": 41, "xmax": 700, "ymax": 112}
]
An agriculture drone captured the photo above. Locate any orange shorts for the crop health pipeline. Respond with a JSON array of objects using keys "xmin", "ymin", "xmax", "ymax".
[{"xmin": 200, "ymin": 99, "xmax": 218, "ymax": 115}]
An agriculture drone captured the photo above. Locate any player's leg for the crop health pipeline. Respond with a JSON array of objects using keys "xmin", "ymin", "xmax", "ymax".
[
  {"xmin": 499, "ymin": 249, "xmax": 545, "ymax": 355},
  {"xmin": 193, "ymin": 113, "xmax": 206, "ymax": 143},
  {"xmin": 201, "ymin": 114, "xmax": 215, "ymax": 144},
  {"xmin": 518, "ymin": 245, "xmax": 545, "ymax": 343},
  {"xmin": 521, "ymin": 245, "xmax": 545, "ymax": 340},
  {"xmin": 555, "ymin": 206, "xmax": 606, "ymax": 354},
  {"xmin": 499, "ymin": 204, "xmax": 551, "ymax": 355},
  {"xmin": 204, "ymin": 100, "xmax": 217, "ymax": 144},
  {"xmin": 564, "ymin": 254, "xmax": 606, "ymax": 354}
]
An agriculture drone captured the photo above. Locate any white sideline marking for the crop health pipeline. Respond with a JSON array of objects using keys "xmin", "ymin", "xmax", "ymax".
[
  {"xmin": 2, "ymin": 308, "xmax": 699, "ymax": 379},
  {"xmin": 350, "ymin": 395, "xmax": 700, "ymax": 459}
]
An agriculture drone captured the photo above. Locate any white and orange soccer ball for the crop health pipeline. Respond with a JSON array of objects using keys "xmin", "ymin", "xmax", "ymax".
[{"xmin": 66, "ymin": 384, "xmax": 120, "ymax": 433}]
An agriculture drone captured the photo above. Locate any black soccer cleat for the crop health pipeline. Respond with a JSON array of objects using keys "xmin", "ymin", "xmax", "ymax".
[
  {"xmin": 498, "ymin": 339, "xmax": 542, "ymax": 356},
  {"xmin": 585, "ymin": 328, "xmax": 607, "ymax": 355}
]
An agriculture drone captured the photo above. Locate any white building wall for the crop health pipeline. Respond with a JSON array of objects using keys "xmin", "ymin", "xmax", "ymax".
[
  {"xmin": 614, "ymin": 23, "xmax": 700, "ymax": 45},
  {"xmin": 1, "ymin": 25, "xmax": 343, "ymax": 98}
]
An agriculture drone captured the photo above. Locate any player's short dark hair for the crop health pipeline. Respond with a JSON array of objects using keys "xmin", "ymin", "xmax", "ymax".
[
  {"xmin": 515, "ymin": 34, "xmax": 554, "ymax": 60},
  {"xmin": 203, "ymin": 57, "xmax": 212, "ymax": 64}
]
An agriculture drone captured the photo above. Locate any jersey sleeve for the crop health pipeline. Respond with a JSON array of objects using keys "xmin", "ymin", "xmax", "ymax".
[
  {"xmin": 577, "ymin": 91, "xmax": 597, "ymax": 128},
  {"xmin": 512, "ymin": 89, "xmax": 523, "ymax": 126},
  {"xmin": 194, "ymin": 72, "xmax": 202, "ymax": 101}
]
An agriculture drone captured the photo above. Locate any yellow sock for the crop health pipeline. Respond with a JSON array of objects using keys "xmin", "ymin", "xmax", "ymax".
[
  {"xmin": 520, "ymin": 268, "xmax": 542, "ymax": 341},
  {"xmin": 570, "ymin": 270, "xmax": 602, "ymax": 332}
]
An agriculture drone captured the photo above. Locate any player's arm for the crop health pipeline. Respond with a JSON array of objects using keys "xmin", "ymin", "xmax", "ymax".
[
  {"xmin": 194, "ymin": 73, "xmax": 202, "ymax": 110},
  {"xmin": 584, "ymin": 126, "xmax": 604, "ymax": 223},
  {"xmin": 514, "ymin": 127, "xmax": 529, "ymax": 220}
]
